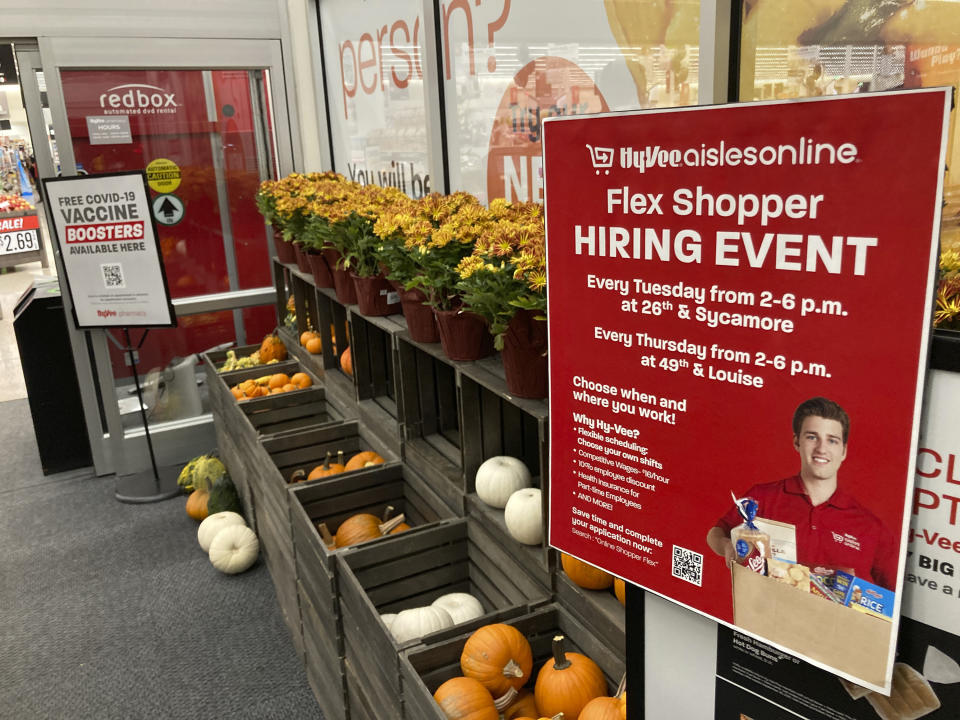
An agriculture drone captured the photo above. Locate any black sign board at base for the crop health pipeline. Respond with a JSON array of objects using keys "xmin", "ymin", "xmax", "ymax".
[
  {"xmin": 715, "ymin": 617, "xmax": 960, "ymax": 719},
  {"xmin": 716, "ymin": 677, "xmax": 802, "ymax": 719}
]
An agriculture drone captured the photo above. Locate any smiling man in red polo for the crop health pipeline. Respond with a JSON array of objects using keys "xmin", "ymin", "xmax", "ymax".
[{"xmin": 706, "ymin": 397, "xmax": 899, "ymax": 590}]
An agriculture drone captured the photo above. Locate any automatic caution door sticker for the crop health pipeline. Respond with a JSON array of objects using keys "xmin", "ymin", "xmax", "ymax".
[{"xmin": 145, "ymin": 158, "xmax": 181, "ymax": 193}]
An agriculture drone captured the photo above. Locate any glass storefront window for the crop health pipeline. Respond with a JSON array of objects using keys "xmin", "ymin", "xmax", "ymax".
[
  {"xmin": 440, "ymin": 0, "xmax": 702, "ymax": 203},
  {"xmin": 319, "ymin": 0, "xmax": 432, "ymax": 198},
  {"xmin": 738, "ymin": 0, "xmax": 960, "ymax": 329}
]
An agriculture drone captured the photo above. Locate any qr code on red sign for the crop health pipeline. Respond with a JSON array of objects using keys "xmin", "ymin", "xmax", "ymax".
[
  {"xmin": 672, "ymin": 545, "xmax": 703, "ymax": 586},
  {"xmin": 101, "ymin": 263, "xmax": 125, "ymax": 289}
]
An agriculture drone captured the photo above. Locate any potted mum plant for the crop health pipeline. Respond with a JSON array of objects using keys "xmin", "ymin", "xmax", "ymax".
[
  {"xmin": 340, "ymin": 184, "xmax": 408, "ymax": 316},
  {"xmin": 455, "ymin": 199, "xmax": 547, "ymax": 398},
  {"xmin": 373, "ymin": 196, "xmax": 441, "ymax": 341},
  {"xmin": 299, "ymin": 173, "xmax": 351, "ymax": 288},
  {"xmin": 255, "ymin": 177, "xmax": 297, "ymax": 264},
  {"xmin": 400, "ymin": 193, "xmax": 497, "ymax": 361},
  {"xmin": 935, "ymin": 247, "xmax": 960, "ymax": 331}
]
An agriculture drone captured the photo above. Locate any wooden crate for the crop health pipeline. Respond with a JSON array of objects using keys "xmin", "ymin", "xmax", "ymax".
[
  {"xmin": 280, "ymin": 286, "xmax": 357, "ymax": 417},
  {"xmin": 212, "ymin": 412, "xmax": 259, "ymax": 531},
  {"xmin": 553, "ymin": 568, "xmax": 626, "ymax": 662},
  {"xmin": 299, "ymin": 578, "xmax": 348, "ymax": 720},
  {"xmin": 273, "ymin": 258, "xmax": 294, "ymax": 328},
  {"xmin": 345, "ymin": 656, "xmax": 380, "ymax": 720},
  {"xmin": 336, "ymin": 518, "xmax": 549, "ymax": 720},
  {"xmin": 401, "ymin": 603, "xmax": 625, "ymax": 720},
  {"xmin": 289, "ymin": 464, "xmax": 455, "ymax": 720},
  {"xmin": 254, "ymin": 420, "xmax": 401, "ymax": 573},
  {"xmin": 239, "ymin": 384, "xmax": 344, "ymax": 437},
  {"xmin": 203, "ymin": 343, "xmax": 261, "ymax": 372},
  {"xmin": 349, "ymin": 310, "xmax": 405, "ymax": 456},
  {"xmin": 459, "ymin": 365, "xmax": 551, "ymax": 587},
  {"xmin": 396, "ymin": 335, "xmax": 464, "ymax": 515},
  {"xmin": 248, "ymin": 422, "xmax": 399, "ymax": 655}
]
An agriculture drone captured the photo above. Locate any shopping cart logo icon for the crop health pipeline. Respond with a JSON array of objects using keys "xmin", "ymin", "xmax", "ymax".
[{"xmin": 585, "ymin": 144, "xmax": 613, "ymax": 175}]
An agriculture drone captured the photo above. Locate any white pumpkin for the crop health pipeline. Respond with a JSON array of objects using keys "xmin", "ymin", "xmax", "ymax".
[
  {"xmin": 208, "ymin": 524, "xmax": 260, "ymax": 574},
  {"xmin": 475, "ymin": 456, "xmax": 531, "ymax": 509},
  {"xmin": 430, "ymin": 593, "xmax": 484, "ymax": 625},
  {"xmin": 380, "ymin": 613, "xmax": 398, "ymax": 634},
  {"xmin": 197, "ymin": 511, "xmax": 246, "ymax": 552},
  {"xmin": 389, "ymin": 606, "xmax": 454, "ymax": 644},
  {"xmin": 504, "ymin": 488, "xmax": 543, "ymax": 545}
]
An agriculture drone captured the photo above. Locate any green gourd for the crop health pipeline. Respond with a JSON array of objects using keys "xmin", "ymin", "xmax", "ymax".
[{"xmin": 207, "ymin": 474, "xmax": 243, "ymax": 515}]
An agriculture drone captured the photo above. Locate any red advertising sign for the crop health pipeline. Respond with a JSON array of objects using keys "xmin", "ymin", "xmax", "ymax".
[{"xmin": 542, "ymin": 89, "xmax": 951, "ymax": 693}]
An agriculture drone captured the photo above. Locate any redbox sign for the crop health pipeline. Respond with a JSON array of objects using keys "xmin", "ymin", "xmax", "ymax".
[{"xmin": 542, "ymin": 90, "xmax": 950, "ymax": 693}]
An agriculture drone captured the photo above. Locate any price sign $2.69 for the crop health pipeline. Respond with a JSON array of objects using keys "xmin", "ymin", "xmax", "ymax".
[{"xmin": 0, "ymin": 230, "xmax": 39, "ymax": 255}]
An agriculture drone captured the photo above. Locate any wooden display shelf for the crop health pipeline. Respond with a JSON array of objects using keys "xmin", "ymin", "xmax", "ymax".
[
  {"xmin": 349, "ymin": 310, "xmax": 405, "ymax": 456},
  {"xmin": 396, "ymin": 333, "xmax": 465, "ymax": 515},
  {"xmin": 336, "ymin": 517, "xmax": 549, "ymax": 720},
  {"xmin": 553, "ymin": 568, "xmax": 626, "ymax": 661},
  {"xmin": 401, "ymin": 603, "xmax": 625, "ymax": 720}
]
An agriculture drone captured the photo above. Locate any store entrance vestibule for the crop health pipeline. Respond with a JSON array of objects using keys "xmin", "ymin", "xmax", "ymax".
[{"xmin": 13, "ymin": 37, "xmax": 296, "ymax": 480}]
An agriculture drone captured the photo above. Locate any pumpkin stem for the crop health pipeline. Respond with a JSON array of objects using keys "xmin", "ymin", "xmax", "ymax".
[
  {"xmin": 502, "ymin": 659, "xmax": 524, "ymax": 678},
  {"xmin": 379, "ymin": 513, "xmax": 406, "ymax": 535},
  {"xmin": 317, "ymin": 522, "xmax": 335, "ymax": 548},
  {"xmin": 614, "ymin": 673, "xmax": 626, "ymax": 698},
  {"xmin": 382, "ymin": 505, "xmax": 395, "ymax": 522},
  {"xmin": 289, "ymin": 469, "xmax": 306, "ymax": 484},
  {"xmin": 492, "ymin": 686, "xmax": 518, "ymax": 711},
  {"xmin": 322, "ymin": 451, "xmax": 332, "ymax": 471},
  {"xmin": 551, "ymin": 635, "xmax": 572, "ymax": 670},
  {"xmin": 336, "ymin": 450, "xmax": 344, "ymax": 466}
]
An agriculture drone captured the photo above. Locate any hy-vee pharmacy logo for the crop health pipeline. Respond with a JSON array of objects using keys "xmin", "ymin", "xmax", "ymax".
[{"xmin": 99, "ymin": 84, "xmax": 179, "ymax": 116}]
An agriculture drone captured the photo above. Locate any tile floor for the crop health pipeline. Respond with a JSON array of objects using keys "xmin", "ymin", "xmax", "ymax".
[{"xmin": 0, "ymin": 210, "xmax": 57, "ymax": 402}]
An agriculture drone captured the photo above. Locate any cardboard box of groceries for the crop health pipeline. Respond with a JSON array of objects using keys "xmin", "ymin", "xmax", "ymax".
[{"xmin": 731, "ymin": 563, "xmax": 893, "ymax": 687}]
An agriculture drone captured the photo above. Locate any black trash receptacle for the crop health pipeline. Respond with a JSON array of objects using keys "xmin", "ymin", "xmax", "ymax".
[{"xmin": 13, "ymin": 278, "xmax": 92, "ymax": 474}]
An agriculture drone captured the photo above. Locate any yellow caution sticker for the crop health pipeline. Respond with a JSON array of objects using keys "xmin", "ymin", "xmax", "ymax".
[{"xmin": 145, "ymin": 158, "xmax": 181, "ymax": 193}]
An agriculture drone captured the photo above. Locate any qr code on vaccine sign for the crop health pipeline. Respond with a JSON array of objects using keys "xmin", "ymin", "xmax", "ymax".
[
  {"xmin": 101, "ymin": 263, "xmax": 125, "ymax": 289},
  {"xmin": 672, "ymin": 545, "xmax": 703, "ymax": 586}
]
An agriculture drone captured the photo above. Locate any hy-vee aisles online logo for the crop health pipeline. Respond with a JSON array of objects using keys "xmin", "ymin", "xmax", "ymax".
[
  {"xmin": 99, "ymin": 84, "xmax": 180, "ymax": 115},
  {"xmin": 585, "ymin": 137, "xmax": 860, "ymax": 175}
]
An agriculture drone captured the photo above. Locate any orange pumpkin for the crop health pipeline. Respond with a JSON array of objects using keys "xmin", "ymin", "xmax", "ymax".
[
  {"xmin": 613, "ymin": 578, "xmax": 626, "ymax": 605},
  {"xmin": 433, "ymin": 676, "xmax": 499, "ymax": 720},
  {"xmin": 578, "ymin": 696, "xmax": 621, "ymax": 720},
  {"xmin": 268, "ymin": 373, "xmax": 290, "ymax": 389},
  {"xmin": 282, "ymin": 383, "xmax": 298, "ymax": 393},
  {"xmin": 290, "ymin": 372, "xmax": 312, "ymax": 389},
  {"xmin": 561, "ymin": 553, "xmax": 614, "ymax": 590},
  {"xmin": 334, "ymin": 513, "xmax": 381, "ymax": 548},
  {"xmin": 259, "ymin": 333, "xmax": 287, "ymax": 362},
  {"xmin": 300, "ymin": 330, "xmax": 317, "ymax": 346},
  {"xmin": 334, "ymin": 506, "xmax": 407, "ymax": 548},
  {"xmin": 340, "ymin": 346, "xmax": 353, "ymax": 376},
  {"xmin": 534, "ymin": 635, "xmax": 607, "ymax": 719},
  {"xmin": 306, "ymin": 336, "xmax": 323, "ymax": 354},
  {"xmin": 306, "ymin": 451, "xmax": 346, "ymax": 481},
  {"xmin": 389, "ymin": 522, "xmax": 411, "ymax": 535},
  {"xmin": 345, "ymin": 450, "xmax": 385, "ymax": 472},
  {"xmin": 230, "ymin": 386, "xmax": 243, "ymax": 400},
  {"xmin": 185, "ymin": 488, "xmax": 209, "ymax": 521},
  {"xmin": 503, "ymin": 689, "xmax": 539, "ymax": 720},
  {"xmin": 460, "ymin": 624, "xmax": 533, "ymax": 698}
]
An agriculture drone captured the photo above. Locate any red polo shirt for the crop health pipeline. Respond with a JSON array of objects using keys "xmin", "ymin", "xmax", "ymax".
[{"xmin": 716, "ymin": 475, "xmax": 899, "ymax": 590}]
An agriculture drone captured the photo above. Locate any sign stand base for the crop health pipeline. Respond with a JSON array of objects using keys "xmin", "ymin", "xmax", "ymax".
[
  {"xmin": 115, "ymin": 464, "xmax": 181, "ymax": 504},
  {"xmin": 111, "ymin": 328, "xmax": 181, "ymax": 504}
]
